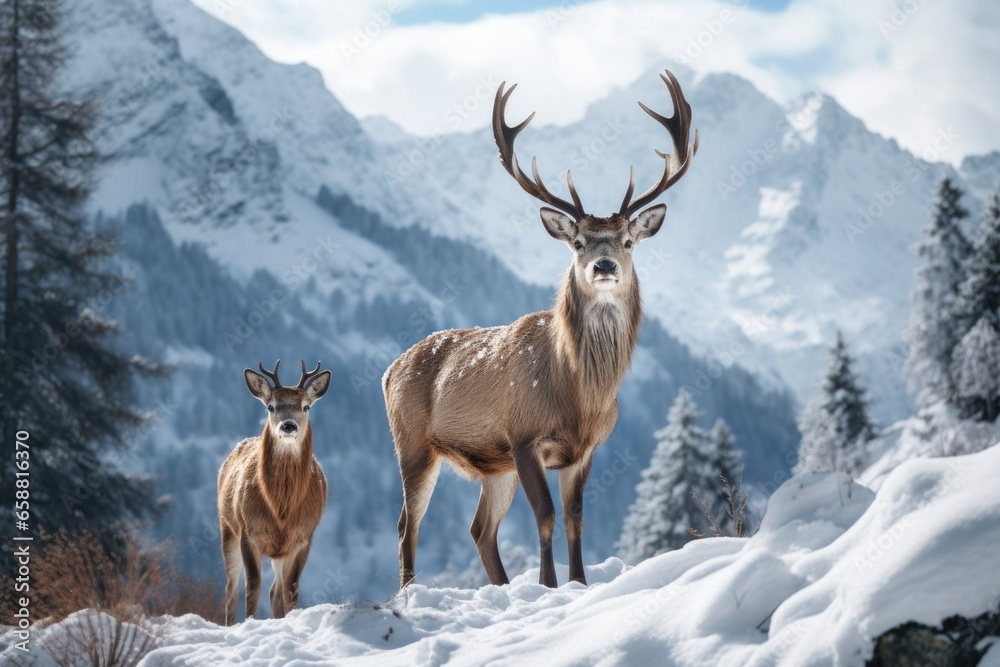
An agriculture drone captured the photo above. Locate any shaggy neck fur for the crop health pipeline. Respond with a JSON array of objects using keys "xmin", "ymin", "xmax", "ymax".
[
  {"xmin": 259, "ymin": 424, "xmax": 314, "ymax": 522},
  {"xmin": 554, "ymin": 267, "xmax": 641, "ymax": 395}
]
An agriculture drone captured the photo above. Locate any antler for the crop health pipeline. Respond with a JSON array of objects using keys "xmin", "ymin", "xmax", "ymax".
[
  {"xmin": 619, "ymin": 69, "xmax": 699, "ymax": 219},
  {"xmin": 258, "ymin": 360, "xmax": 282, "ymax": 387},
  {"xmin": 493, "ymin": 82, "xmax": 586, "ymax": 220},
  {"xmin": 297, "ymin": 361, "xmax": 323, "ymax": 389}
]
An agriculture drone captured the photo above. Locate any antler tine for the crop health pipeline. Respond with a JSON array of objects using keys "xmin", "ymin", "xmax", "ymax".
[
  {"xmin": 619, "ymin": 69, "xmax": 699, "ymax": 218},
  {"xmin": 258, "ymin": 360, "xmax": 282, "ymax": 388},
  {"xmin": 297, "ymin": 360, "xmax": 323, "ymax": 389},
  {"xmin": 493, "ymin": 82, "xmax": 585, "ymax": 220},
  {"xmin": 618, "ymin": 165, "xmax": 637, "ymax": 218},
  {"xmin": 566, "ymin": 169, "xmax": 585, "ymax": 214}
]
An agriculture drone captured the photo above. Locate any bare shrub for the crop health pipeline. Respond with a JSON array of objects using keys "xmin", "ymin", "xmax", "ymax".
[
  {"xmin": 41, "ymin": 610, "xmax": 158, "ymax": 667},
  {"xmin": 13, "ymin": 529, "xmax": 222, "ymax": 666},
  {"xmin": 690, "ymin": 467, "xmax": 761, "ymax": 539}
]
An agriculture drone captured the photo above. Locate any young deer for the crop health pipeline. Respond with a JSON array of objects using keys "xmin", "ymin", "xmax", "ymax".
[
  {"xmin": 218, "ymin": 360, "xmax": 331, "ymax": 624},
  {"xmin": 383, "ymin": 69, "xmax": 698, "ymax": 589}
]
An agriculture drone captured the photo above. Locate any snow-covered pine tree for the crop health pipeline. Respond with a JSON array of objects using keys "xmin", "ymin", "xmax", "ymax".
[
  {"xmin": 710, "ymin": 419, "xmax": 741, "ymax": 484},
  {"xmin": 0, "ymin": 0, "xmax": 158, "ymax": 570},
  {"xmin": 794, "ymin": 332, "xmax": 876, "ymax": 476},
  {"xmin": 958, "ymin": 192, "xmax": 1000, "ymax": 328},
  {"xmin": 952, "ymin": 192, "xmax": 1000, "ymax": 421},
  {"xmin": 616, "ymin": 389, "xmax": 721, "ymax": 563},
  {"xmin": 905, "ymin": 177, "xmax": 972, "ymax": 404},
  {"xmin": 951, "ymin": 318, "xmax": 1000, "ymax": 422}
]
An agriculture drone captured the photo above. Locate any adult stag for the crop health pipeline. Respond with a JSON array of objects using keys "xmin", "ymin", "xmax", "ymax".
[{"xmin": 383, "ymin": 69, "xmax": 698, "ymax": 588}]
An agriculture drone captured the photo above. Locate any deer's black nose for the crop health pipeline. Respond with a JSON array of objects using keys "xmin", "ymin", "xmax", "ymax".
[
  {"xmin": 594, "ymin": 259, "xmax": 617, "ymax": 275},
  {"xmin": 279, "ymin": 420, "xmax": 298, "ymax": 434}
]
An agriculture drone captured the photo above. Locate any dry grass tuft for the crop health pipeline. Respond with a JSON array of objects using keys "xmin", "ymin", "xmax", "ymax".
[
  {"xmin": 690, "ymin": 467, "xmax": 761, "ymax": 539},
  {"xmin": 1, "ymin": 528, "xmax": 222, "ymax": 666}
]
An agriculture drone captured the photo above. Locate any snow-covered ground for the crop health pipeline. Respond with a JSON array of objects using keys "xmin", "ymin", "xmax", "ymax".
[{"xmin": 9, "ymin": 442, "xmax": 999, "ymax": 666}]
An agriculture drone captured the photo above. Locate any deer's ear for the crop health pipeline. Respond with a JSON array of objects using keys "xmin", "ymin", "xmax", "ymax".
[
  {"xmin": 306, "ymin": 370, "xmax": 332, "ymax": 401},
  {"xmin": 244, "ymin": 369, "xmax": 271, "ymax": 402},
  {"xmin": 630, "ymin": 204, "xmax": 666, "ymax": 241},
  {"xmin": 539, "ymin": 207, "xmax": 576, "ymax": 243}
]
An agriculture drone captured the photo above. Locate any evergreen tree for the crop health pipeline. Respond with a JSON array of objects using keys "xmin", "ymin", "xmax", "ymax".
[
  {"xmin": 0, "ymin": 0, "xmax": 157, "ymax": 568},
  {"xmin": 710, "ymin": 419, "xmax": 741, "ymax": 485},
  {"xmin": 957, "ymin": 193, "xmax": 1000, "ymax": 329},
  {"xmin": 951, "ymin": 318, "xmax": 1000, "ymax": 422},
  {"xmin": 905, "ymin": 177, "xmax": 972, "ymax": 404},
  {"xmin": 794, "ymin": 332, "xmax": 876, "ymax": 476},
  {"xmin": 616, "ymin": 390, "xmax": 721, "ymax": 563}
]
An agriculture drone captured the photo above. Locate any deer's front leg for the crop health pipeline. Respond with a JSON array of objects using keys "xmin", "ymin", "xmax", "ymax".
[
  {"xmin": 559, "ymin": 456, "xmax": 592, "ymax": 585},
  {"xmin": 240, "ymin": 535, "xmax": 263, "ymax": 619},
  {"xmin": 514, "ymin": 443, "xmax": 557, "ymax": 588},
  {"xmin": 282, "ymin": 541, "xmax": 311, "ymax": 614}
]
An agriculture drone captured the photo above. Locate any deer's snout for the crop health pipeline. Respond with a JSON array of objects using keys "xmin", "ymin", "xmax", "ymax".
[
  {"xmin": 593, "ymin": 259, "xmax": 617, "ymax": 275},
  {"xmin": 279, "ymin": 419, "xmax": 299, "ymax": 435}
]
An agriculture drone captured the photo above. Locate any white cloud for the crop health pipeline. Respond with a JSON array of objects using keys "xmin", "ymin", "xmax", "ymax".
[{"xmin": 189, "ymin": 0, "xmax": 1000, "ymax": 165}]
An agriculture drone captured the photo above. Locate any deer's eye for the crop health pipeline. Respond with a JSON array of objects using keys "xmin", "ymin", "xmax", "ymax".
[
  {"xmin": 267, "ymin": 405, "xmax": 275, "ymax": 413},
  {"xmin": 303, "ymin": 404, "xmax": 310, "ymax": 412},
  {"xmin": 573, "ymin": 240, "xmax": 584, "ymax": 251},
  {"xmin": 624, "ymin": 239, "xmax": 633, "ymax": 250}
]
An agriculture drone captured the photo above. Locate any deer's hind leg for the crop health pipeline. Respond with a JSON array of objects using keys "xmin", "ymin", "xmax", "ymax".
[
  {"xmin": 470, "ymin": 472, "xmax": 519, "ymax": 585},
  {"xmin": 221, "ymin": 524, "xmax": 242, "ymax": 625},
  {"xmin": 396, "ymin": 444, "xmax": 441, "ymax": 588}
]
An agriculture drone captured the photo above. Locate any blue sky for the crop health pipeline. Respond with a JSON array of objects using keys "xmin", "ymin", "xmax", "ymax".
[{"xmin": 394, "ymin": 0, "xmax": 793, "ymax": 25}]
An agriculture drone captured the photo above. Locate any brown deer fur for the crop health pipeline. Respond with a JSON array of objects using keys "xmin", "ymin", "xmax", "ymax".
[
  {"xmin": 383, "ymin": 69, "xmax": 697, "ymax": 590},
  {"xmin": 218, "ymin": 361, "xmax": 330, "ymax": 625}
]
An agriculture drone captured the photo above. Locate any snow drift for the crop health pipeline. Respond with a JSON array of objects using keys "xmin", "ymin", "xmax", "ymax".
[{"xmin": 7, "ymin": 442, "xmax": 998, "ymax": 666}]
